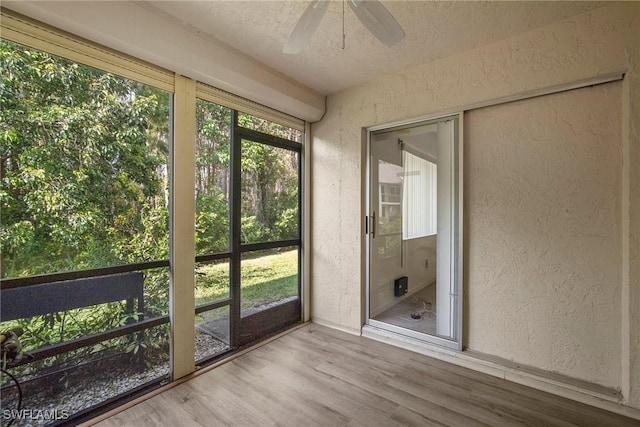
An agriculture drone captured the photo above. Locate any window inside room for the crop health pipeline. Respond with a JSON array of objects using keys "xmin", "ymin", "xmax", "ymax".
[
  {"xmin": 0, "ymin": 38, "xmax": 172, "ymax": 418},
  {"xmin": 193, "ymin": 99, "xmax": 233, "ymax": 363},
  {"xmin": 193, "ymin": 93, "xmax": 303, "ymax": 360},
  {"xmin": 235, "ymin": 112, "xmax": 302, "ymax": 345},
  {"xmin": 240, "ymin": 140, "xmax": 300, "ymax": 244},
  {"xmin": 402, "ymin": 151, "xmax": 437, "ymax": 239},
  {"xmin": 0, "ymin": 39, "xmax": 171, "ymax": 277},
  {"xmin": 0, "ymin": 10, "xmax": 306, "ymax": 424}
]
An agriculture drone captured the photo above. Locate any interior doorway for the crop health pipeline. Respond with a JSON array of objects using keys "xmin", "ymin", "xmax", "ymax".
[{"xmin": 366, "ymin": 114, "xmax": 462, "ymax": 349}]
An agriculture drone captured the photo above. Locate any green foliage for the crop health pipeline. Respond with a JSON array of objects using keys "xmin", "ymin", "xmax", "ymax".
[
  {"xmin": 195, "ymin": 101, "xmax": 300, "ymax": 250},
  {"xmin": 0, "ymin": 39, "xmax": 171, "ymax": 371},
  {"xmin": 0, "ymin": 39, "xmax": 300, "ymax": 378},
  {"xmin": 1, "ymin": 39, "xmax": 170, "ymax": 277},
  {"xmin": 196, "ymin": 191, "xmax": 229, "ymax": 254},
  {"xmin": 275, "ymin": 207, "xmax": 298, "ymax": 239},
  {"xmin": 143, "ymin": 268, "xmax": 170, "ymax": 317},
  {"xmin": 239, "ymin": 140, "xmax": 298, "ymax": 242},
  {"xmin": 240, "ymin": 215, "xmax": 268, "ymax": 243}
]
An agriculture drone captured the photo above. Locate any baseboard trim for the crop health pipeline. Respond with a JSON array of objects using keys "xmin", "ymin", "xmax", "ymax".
[
  {"xmin": 361, "ymin": 324, "xmax": 640, "ymax": 421},
  {"xmin": 311, "ymin": 318, "xmax": 361, "ymax": 336}
]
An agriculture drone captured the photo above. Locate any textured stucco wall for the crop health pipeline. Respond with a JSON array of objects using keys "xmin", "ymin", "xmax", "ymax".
[
  {"xmin": 624, "ymin": 11, "xmax": 640, "ymax": 407},
  {"xmin": 311, "ymin": 2, "xmax": 640, "ymax": 406},
  {"xmin": 465, "ymin": 83, "xmax": 622, "ymax": 388},
  {"xmin": 405, "ymin": 236, "xmax": 437, "ymax": 295}
]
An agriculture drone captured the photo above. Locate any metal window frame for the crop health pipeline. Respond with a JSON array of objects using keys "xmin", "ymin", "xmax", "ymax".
[
  {"xmin": 0, "ymin": 260, "xmax": 170, "ymax": 290},
  {"xmin": 0, "ymin": 12, "xmax": 307, "ymax": 421},
  {"xmin": 228, "ymin": 113, "xmax": 303, "ymax": 347},
  {"xmin": 365, "ymin": 113, "xmax": 464, "ymax": 351},
  {"xmin": 191, "ymin": 99, "xmax": 304, "ymax": 353},
  {"xmin": 0, "ymin": 8, "xmax": 174, "ymax": 92},
  {"xmin": 196, "ymin": 81, "xmax": 304, "ymax": 132}
]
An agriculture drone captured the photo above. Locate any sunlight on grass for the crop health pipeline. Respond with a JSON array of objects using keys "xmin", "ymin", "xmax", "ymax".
[
  {"xmin": 241, "ymin": 248, "xmax": 298, "ymax": 309},
  {"xmin": 195, "ymin": 261, "xmax": 230, "ymax": 306},
  {"xmin": 195, "ymin": 249, "xmax": 298, "ymax": 309}
]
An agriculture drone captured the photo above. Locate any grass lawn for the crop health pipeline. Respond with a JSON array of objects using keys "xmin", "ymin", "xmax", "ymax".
[{"xmin": 195, "ymin": 249, "xmax": 298, "ymax": 310}]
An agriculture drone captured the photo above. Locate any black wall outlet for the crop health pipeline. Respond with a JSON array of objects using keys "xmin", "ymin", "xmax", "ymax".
[{"xmin": 394, "ymin": 276, "xmax": 408, "ymax": 297}]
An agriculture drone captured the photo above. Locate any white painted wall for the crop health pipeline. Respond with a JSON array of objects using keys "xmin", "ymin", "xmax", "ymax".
[
  {"xmin": 370, "ymin": 235, "xmax": 437, "ymax": 317},
  {"xmin": 465, "ymin": 82, "xmax": 622, "ymax": 389},
  {"xmin": 404, "ymin": 236, "xmax": 437, "ymax": 300},
  {"xmin": 311, "ymin": 2, "xmax": 640, "ymax": 408}
]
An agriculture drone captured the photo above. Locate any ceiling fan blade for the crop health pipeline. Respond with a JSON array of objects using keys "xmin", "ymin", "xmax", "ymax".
[
  {"xmin": 347, "ymin": 0, "xmax": 405, "ymax": 47},
  {"xmin": 283, "ymin": 0, "xmax": 330, "ymax": 54}
]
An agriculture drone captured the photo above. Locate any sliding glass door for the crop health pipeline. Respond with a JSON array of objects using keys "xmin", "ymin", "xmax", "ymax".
[{"xmin": 367, "ymin": 115, "xmax": 462, "ymax": 349}]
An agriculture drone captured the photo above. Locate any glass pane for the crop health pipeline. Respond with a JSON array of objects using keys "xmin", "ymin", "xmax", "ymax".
[
  {"xmin": 0, "ymin": 268, "xmax": 170, "ymax": 422},
  {"xmin": 369, "ymin": 119, "xmax": 459, "ymax": 342},
  {"xmin": 195, "ymin": 260, "xmax": 230, "ymax": 306},
  {"xmin": 144, "ymin": 266, "xmax": 171, "ymax": 317},
  {"xmin": 241, "ymin": 140, "xmax": 299, "ymax": 244},
  {"xmin": 378, "ymin": 160, "xmax": 403, "ymax": 253},
  {"xmin": 238, "ymin": 113, "xmax": 302, "ymax": 143},
  {"xmin": 0, "ymin": 39, "xmax": 171, "ymax": 279},
  {"xmin": 0, "ymin": 38, "xmax": 172, "ymax": 423},
  {"xmin": 195, "ymin": 99, "xmax": 231, "ymax": 255},
  {"xmin": 195, "ymin": 306, "xmax": 230, "ymax": 363},
  {"xmin": 240, "ymin": 247, "xmax": 299, "ymax": 317}
]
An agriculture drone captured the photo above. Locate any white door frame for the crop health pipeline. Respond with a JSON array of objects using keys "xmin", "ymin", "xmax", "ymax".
[{"xmin": 365, "ymin": 112, "xmax": 464, "ymax": 351}]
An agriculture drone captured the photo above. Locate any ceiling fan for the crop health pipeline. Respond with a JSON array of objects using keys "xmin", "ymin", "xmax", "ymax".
[{"xmin": 283, "ymin": 0, "xmax": 405, "ymax": 54}]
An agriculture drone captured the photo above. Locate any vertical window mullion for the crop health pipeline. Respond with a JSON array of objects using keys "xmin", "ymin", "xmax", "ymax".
[
  {"xmin": 302, "ymin": 122, "xmax": 311, "ymax": 322},
  {"xmin": 230, "ymin": 111, "xmax": 242, "ymax": 348},
  {"xmin": 170, "ymin": 74, "xmax": 196, "ymax": 379},
  {"xmin": 297, "ymin": 145, "xmax": 303, "ymax": 309}
]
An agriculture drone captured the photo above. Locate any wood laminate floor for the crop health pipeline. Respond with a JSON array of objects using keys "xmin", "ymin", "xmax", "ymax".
[{"xmin": 96, "ymin": 324, "xmax": 639, "ymax": 427}]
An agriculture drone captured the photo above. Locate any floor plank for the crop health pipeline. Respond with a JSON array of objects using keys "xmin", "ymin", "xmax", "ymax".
[{"xmin": 95, "ymin": 324, "xmax": 639, "ymax": 427}]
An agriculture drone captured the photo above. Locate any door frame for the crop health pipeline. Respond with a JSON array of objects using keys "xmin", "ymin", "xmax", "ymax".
[{"xmin": 365, "ymin": 112, "xmax": 464, "ymax": 351}]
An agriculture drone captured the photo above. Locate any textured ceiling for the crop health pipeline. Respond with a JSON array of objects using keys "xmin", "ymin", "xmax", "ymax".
[{"xmin": 143, "ymin": 1, "xmax": 606, "ymax": 95}]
